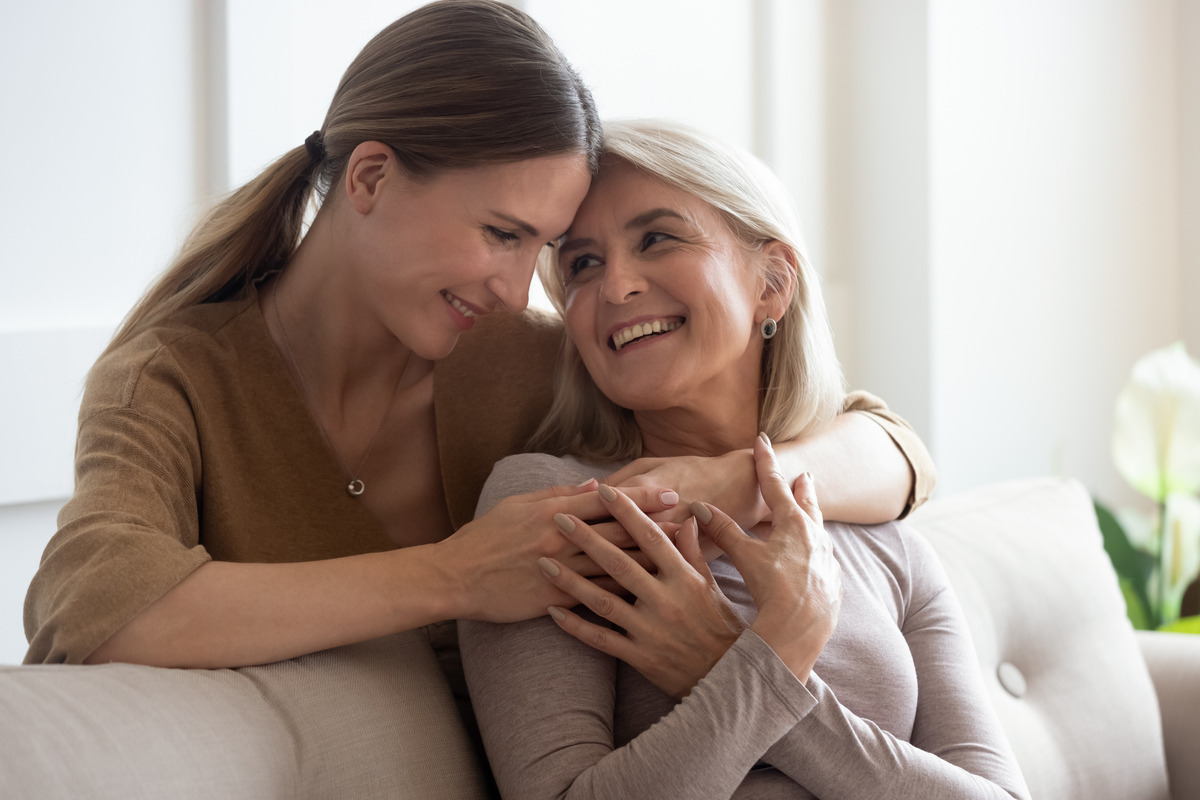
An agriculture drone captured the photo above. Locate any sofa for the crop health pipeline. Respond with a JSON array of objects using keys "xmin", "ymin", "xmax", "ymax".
[{"xmin": 2, "ymin": 477, "xmax": 1198, "ymax": 799}]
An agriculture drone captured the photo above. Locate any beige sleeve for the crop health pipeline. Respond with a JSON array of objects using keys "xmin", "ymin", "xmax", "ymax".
[
  {"xmin": 842, "ymin": 389, "xmax": 937, "ymax": 516},
  {"xmin": 23, "ymin": 361, "xmax": 211, "ymax": 665},
  {"xmin": 758, "ymin": 527, "xmax": 1029, "ymax": 799},
  {"xmin": 464, "ymin": 457, "xmax": 1024, "ymax": 798},
  {"xmin": 462, "ymin": 616, "xmax": 814, "ymax": 799}
]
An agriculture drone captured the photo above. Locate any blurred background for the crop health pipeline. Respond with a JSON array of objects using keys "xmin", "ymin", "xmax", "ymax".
[{"xmin": 1, "ymin": 0, "xmax": 1196, "ymax": 664}]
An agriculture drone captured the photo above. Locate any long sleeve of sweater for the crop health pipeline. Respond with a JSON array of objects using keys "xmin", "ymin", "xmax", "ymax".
[{"xmin": 460, "ymin": 454, "xmax": 1028, "ymax": 799}]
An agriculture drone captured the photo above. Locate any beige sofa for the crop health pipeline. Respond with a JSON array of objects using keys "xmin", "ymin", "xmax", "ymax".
[{"xmin": 2, "ymin": 477, "xmax": 1198, "ymax": 799}]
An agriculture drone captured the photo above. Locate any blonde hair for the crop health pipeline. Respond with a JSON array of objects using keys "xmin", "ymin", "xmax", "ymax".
[
  {"xmin": 530, "ymin": 119, "xmax": 845, "ymax": 461},
  {"xmin": 105, "ymin": 0, "xmax": 599, "ymax": 355}
]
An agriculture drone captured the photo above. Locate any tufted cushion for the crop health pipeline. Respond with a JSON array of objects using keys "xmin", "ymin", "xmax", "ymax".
[
  {"xmin": 910, "ymin": 477, "xmax": 1170, "ymax": 800},
  {"xmin": 0, "ymin": 629, "xmax": 490, "ymax": 799}
]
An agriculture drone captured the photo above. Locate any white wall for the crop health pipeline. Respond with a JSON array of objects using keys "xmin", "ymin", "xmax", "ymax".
[
  {"xmin": 2, "ymin": 0, "xmax": 1196, "ymax": 664},
  {"xmin": 927, "ymin": 0, "xmax": 1183, "ymax": 504},
  {"xmin": 1, "ymin": 2, "xmax": 200, "ymax": 502},
  {"xmin": 825, "ymin": 0, "xmax": 1193, "ymax": 505},
  {"xmin": 824, "ymin": 0, "xmax": 934, "ymax": 442},
  {"xmin": 1182, "ymin": 0, "xmax": 1200, "ymax": 354}
]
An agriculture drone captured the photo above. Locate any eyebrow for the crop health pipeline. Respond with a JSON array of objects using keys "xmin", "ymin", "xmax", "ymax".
[
  {"xmin": 558, "ymin": 207, "xmax": 688, "ymax": 255},
  {"xmin": 491, "ymin": 212, "xmax": 540, "ymax": 238},
  {"xmin": 626, "ymin": 207, "xmax": 686, "ymax": 230}
]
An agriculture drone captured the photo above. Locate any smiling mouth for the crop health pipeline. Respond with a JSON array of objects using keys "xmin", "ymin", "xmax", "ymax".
[
  {"xmin": 610, "ymin": 318, "xmax": 685, "ymax": 351},
  {"xmin": 441, "ymin": 290, "xmax": 479, "ymax": 319}
]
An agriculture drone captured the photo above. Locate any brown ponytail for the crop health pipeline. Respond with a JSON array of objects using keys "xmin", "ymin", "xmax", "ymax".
[{"xmin": 106, "ymin": 0, "xmax": 599, "ymax": 355}]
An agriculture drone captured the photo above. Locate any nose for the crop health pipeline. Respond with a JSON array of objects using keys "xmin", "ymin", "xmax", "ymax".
[
  {"xmin": 598, "ymin": 252, "xmax": 647, "ymax": 305},
  {"xmin": 486, "ymin": 254, "xmax": 534, "ymax": 312}
]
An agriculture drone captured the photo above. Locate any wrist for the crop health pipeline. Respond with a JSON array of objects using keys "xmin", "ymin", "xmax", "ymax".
[
  {"xmin": 749, "ymin": 615, "xmax": 819, "ymax": 683},
  {"xmin": 721, "ymin": 448, "xmax": 769, "ymax": 528},
  {"xmin": 402, "ymin": 539, "xmax": 470, "ymax": 622}
]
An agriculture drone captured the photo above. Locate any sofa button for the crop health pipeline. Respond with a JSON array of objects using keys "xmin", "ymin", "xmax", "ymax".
[{"xmin": 997, "ymin": 661, "xmax": 1027, "ymax": 698}]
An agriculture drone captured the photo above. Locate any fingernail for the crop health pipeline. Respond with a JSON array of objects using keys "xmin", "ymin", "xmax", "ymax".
[
  {"xmin": 553, "ymin": 513, "xmax": 575, "ymax": 533},
  {"xmin": 799, "ymin": 471, "xmax": 813, "ymax": 484},
  {"xmin": 598, "ymin": 484, "xmax": 618, "ymax": 502},
  {"xmin": 759, "ymin": 431, "xmax": 771, "ymax": 447},
  {"xmin": 689, "ymin": 501, "xmax": 713, "ymax": 525},
  {"xmin": 547, "ymin": 606, "xmax": 566, "ymax": 622},
  {"xmin": 538, "ymin": 557, "xmax": 560, "ymax": 577},
  {"xmin": 576, "ymin": 477, "xmax": 597, "ymax": 488},
  {"xmin": 660, "ymin": 490, "xmax": 679, "ymax": 506}
]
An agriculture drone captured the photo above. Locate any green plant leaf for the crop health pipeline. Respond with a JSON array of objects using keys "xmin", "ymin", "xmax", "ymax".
[
  {"xmin": 1159, "ymin": 614, "xmax": 1200, "ymax": 634},
  {"xmin": 1095, "ymin": 500, "xmax": 1158, "ymax": 627},
  {"xmin": 1119, "ymin": 579, "xmax": 1152, "ymax": 630}
]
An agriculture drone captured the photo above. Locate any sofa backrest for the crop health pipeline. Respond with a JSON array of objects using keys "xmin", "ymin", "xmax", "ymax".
[{"xmin": 910, "ymin": 477, "xmax": 1170, "ymax": 800}]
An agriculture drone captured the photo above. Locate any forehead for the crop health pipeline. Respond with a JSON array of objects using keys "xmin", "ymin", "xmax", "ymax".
[
  {"xmin": 570, "ymin": 159, "xmax": 718, "ymax": 231},
  {"xmin": 466, "ymin": 153, "xmax": 590, "ymax": 190},
  {"xmin": 426, "ymin": 154, "xmax": 591, "ymax": 221}
]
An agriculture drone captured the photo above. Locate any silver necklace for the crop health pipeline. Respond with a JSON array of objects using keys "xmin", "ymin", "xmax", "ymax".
[{"xmin": 270, "ymin": 280, "xmax": 400, "ymax": 497}]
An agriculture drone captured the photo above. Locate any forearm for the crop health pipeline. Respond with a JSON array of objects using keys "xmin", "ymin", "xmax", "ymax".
[
  {"xmin": 463, "ymin": 622, "xmax": 812, "ymax": 800},
  {"xmin": 773, "ymin": 412, "xmax": 913, "ymax": 523},
  {"xmin": 761, "ymin": 674, "xmax": 1027, "ymax": 799},
  {"xmin": 566, "ymin": 633, "xmax": 809, "ymax": 799},
  {"xmin": 757, "ymin": 534, "xmax": 1030, "ymax": 800},
  {"xmin": 86, "ymin": 544, "xmax": 458, "ymax": 668}
]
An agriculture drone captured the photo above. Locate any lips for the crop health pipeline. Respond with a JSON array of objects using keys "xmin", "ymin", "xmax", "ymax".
[
  {"xmin": 441, "ymin": 290, "xmax": 486, "ymax": 318},
  {"xmin": 609, "ymin": 317, "xmax": 685, "ymax": 351}
]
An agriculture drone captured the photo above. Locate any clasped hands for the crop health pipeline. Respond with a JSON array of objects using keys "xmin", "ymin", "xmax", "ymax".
[{"xmin": 537, "ymin": 435, "xmax": 842, "ymax": 697}]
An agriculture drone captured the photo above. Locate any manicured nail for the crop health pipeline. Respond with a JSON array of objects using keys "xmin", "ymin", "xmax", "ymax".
[
  {"xmin": 538, "ymin": 557, "xmax": 560, "ymax": 577},
  {"xmin": 689, "ymin": 501, "xmax": 713, "ymax": 525},
  {"xmin": 547, "ymin": 606, "xmax": 567, "ymax": 622},
  {"xmin": 660, "ymin": 490, "xmax": 679, "ymax": 506},
  {"xmin": 798, "ymin": 471, "xmax": 813, "ymax": 484},
  {"xmin": 576, "ymin": 477, "xmax": 597, "ymax": 488},
  {"xmin": 553, "ymin": 513, "xmax": 575, "ymax": 533},
  {"xmin": 759, "ymin": 431, "xmax": 771, "ymax": 447},
  {"xmin": 598, "ymin": 484, "xmax": 618, "ymax": 502}
]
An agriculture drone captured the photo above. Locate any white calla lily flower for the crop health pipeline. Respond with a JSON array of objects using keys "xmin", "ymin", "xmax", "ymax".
[
  {"xmin": 1112, "ymin": 342, "xmax": 1200, "ymax": 501},
  {"xmin": 1115, "ymin": 507, "xmax": 1157, "ymax": 553},
  {"xmin": 1162, "ymin": 492, "xmax": 1200, "ymax": 622}
]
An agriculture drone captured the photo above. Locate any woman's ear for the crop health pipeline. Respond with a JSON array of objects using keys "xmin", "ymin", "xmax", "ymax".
[
  {"xmin": 758, "ymin": 240, "xmax": 798, "ymax": 322},
  {"xmin": 343, "ymin": 141, "xmax": 395, "ymax": 215}
]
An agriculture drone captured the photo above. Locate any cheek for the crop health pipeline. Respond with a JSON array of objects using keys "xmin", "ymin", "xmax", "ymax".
[
  {"xmin": 454, "ymin": 243, "xmax": 503, "ymax": 280},
  {"xmin": 564, "ymin": 295, "xmax": 604, "ymax": 358},
  {"xmin": 708, "ymin": 263, "xmax": 764, "ymax": 328}
]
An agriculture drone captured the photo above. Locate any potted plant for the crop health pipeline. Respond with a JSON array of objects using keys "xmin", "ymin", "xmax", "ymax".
[{"xmin": 1095, "ymin": 342, "xmax": 1200, "ymax": 632}]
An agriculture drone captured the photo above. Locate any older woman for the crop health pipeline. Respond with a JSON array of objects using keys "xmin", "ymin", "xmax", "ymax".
[{"xmin": 459, "ymin": 121, "xmax": 1029, "ymax": 799}]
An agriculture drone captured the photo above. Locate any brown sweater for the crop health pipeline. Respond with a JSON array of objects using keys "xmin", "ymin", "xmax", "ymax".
[{"xmin": 24, "ymin": 289, "xmax": 934, "ymax": 664}]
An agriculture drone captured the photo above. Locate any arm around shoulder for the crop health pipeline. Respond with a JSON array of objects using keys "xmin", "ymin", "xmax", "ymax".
[
  {"xmin": 766, "ymin": 391, "xmax": 935, "ymax": 525},
  {"xmin": 842, "ymin": 390, "xmax": 936, "ymax": 515}
]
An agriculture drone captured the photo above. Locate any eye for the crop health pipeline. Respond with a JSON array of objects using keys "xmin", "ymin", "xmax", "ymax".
[
  {"xmin": 485, "ymin": 225, "xmax": 520, "ymax": 245},
  {"xmin": 564, "ymin": 253, "xmax": 602, "ymax": 278},
  {"xmin": 640, "ymin": 231, "xmax": 674, "ymax": 250}
]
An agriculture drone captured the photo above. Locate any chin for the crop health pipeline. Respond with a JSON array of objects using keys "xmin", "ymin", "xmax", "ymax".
[
  {"xmin": 605, "ymin": 386, "xmax": 676, "ymax": 413},
  {"xmin": 410, "ymin": 331, "xmax": 461, "ymax": 362}
]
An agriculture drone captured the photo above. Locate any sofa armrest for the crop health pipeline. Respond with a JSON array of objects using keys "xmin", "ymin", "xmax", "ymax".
[
  {"xmin": 1136, "ymin": 630, "xmax": 1200, "ymax": 800},
  {"xmin": 0, "ymin": 630, "xmax": 490, "ymax": 799}
]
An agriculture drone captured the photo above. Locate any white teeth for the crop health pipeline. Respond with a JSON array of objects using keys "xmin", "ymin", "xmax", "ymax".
[
  {"xmin": 611, "ymin": 318, "xmax": 683, "ymax": 351},
  {"xmin": 442, "ymin": 291, "xmax": 477, "ymax": 318}
]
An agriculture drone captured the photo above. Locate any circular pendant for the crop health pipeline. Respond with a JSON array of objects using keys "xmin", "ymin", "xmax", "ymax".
[{"xmin": 347, "ymin": 479, "xmax": 366, "ymax": 497}]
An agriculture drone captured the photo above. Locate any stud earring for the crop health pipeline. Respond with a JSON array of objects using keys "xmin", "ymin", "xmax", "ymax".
[{"xmin": 760, "ymin": 318, "xmax": 778, "ymax": 340}]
